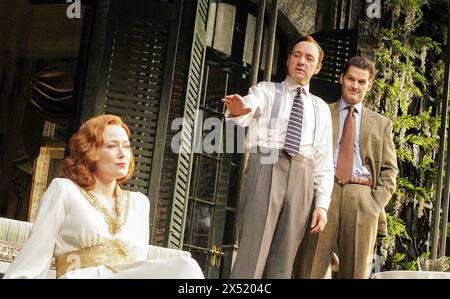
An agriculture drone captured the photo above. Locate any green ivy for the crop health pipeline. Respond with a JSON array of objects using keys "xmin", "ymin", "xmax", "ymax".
[
  {"xmin": 391, "ymin": 253, "xmax": 418, "ymax": 270},
  {"xmin": 367, "ymin": 0, "xmax": 446, "ymax": 270}
]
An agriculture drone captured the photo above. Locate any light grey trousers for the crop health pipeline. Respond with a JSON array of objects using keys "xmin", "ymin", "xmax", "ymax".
[{"xmin": 231, "ymin": 149, "xmax": 314, "ymax": 278}]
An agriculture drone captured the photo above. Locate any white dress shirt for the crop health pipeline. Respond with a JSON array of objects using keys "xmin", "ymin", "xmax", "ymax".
[{"xmin": 225, "ymin": 76, "xmax": 334, "ymax": 210}]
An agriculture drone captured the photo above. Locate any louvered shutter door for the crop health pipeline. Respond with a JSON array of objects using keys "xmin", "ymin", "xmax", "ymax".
[
  {"xmin": 166, "ymin": 0, "xmax": 210, "ymax": 249},
  {"xmin": 95, "ymin": 0, "xmax": 182, "ymax": 233},
  {"xmin": 103, "ymin": 17, "xmax": 170, "ymax": 193},
  {"xmin": 310, "ymin": 29, "xmax": 358, "ymax": 103}
]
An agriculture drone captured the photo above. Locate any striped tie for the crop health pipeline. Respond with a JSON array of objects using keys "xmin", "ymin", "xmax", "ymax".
[{"xmin": 284, "ymin": 87, "xmax": 304, "ymax": 156}]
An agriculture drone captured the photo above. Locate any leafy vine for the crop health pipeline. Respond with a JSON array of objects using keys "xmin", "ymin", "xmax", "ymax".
[{"xmin": 365, "ymin": 0, "xmax": 446, "ymax": 270}]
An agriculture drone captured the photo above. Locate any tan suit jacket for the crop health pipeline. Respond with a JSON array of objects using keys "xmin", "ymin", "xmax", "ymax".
[{"xmin": 330, "ymin": 102, "xmax": 398, "ymax": 236}]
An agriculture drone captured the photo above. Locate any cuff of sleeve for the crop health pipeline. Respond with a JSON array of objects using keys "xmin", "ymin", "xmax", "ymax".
[
  {"xmin": 224, "ymin": 110, "xmax": 234, "ymax": 119},
  {"xmin": 224, "ymin": 110, "xmax": 251, "ymax": 126},
  {"xmin": 315, "ymin": 196, "xmax": 330, "ymax": 211}
]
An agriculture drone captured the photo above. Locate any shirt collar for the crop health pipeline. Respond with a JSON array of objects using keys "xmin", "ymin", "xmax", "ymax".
[
  {"xmin": 338, "ymin": 98, "xmax": 362, "ymax": 114},
  {"xmin": 284, "ymin": 75, "xmax": 310, "ymax": 96}
]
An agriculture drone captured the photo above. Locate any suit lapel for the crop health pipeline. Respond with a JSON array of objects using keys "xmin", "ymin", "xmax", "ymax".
[
  {"xmin": 331, "ymin": 103, "xmax": 340, "ymax": 150},
  {"xmin": 360, "ymin": 106, "xmax": 376, "ymax": 160}
]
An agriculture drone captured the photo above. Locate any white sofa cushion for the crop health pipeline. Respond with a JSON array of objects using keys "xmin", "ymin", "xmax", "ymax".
[{"xmin": 0, "ymin": 217, "xmax": 190, "ymax": 278}]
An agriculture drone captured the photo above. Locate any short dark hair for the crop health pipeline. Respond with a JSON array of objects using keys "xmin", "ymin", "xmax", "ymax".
[
  {"xmin": 342, "ymin": 56, "xmax": 376, "ymax": 81},
  {"xmin": 288, "ymin": 36, "xmax": 324, "ymax": 65}
]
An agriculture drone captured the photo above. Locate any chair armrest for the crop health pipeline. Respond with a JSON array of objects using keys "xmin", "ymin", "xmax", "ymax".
[
  {"xmin": 0, "ymin": 240, "xmax": 22, "ymax": 263},
  {"xmin": 0, "ymin": 217, "xmax": 34, "ymax": 244},
  {"xmin": 147, "ymin": 245, "xmax": 191, "ymax": 260},
  {"xmin": 0, "ymin": 260, "xmax": 12, "ymax": 276}
]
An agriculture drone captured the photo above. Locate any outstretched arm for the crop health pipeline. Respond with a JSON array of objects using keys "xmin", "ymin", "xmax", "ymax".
[{"xmin": 223, "ymin": 82, "xmax": 269, "ymax": 127}]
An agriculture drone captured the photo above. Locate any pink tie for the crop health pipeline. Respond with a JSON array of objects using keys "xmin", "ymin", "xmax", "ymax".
[{"xmin": 335, "ymin": 106, "xmax": 355, "ymax": 183}]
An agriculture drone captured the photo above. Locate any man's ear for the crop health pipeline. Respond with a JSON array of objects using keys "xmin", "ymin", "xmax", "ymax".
[
  {"xmin": 339, "ymin": 73, "xmax": 344, "ymax": 85},
  {"xmin": 367, "ymin": 80, "xmax": 373, "ymax": 91},
  {"xmin": 314, "ymin": 62, "xmax": 322, "ymax": 75}
]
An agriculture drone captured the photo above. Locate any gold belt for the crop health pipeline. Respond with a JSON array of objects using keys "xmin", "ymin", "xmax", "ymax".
[{"xmin": 55, "ymin": 241, "xmax": 129, "ymax": 278}]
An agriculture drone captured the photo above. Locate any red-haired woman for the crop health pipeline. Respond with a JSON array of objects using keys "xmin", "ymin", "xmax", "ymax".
[{"xmin": 4, "ymin": 115, "xmax": 204, "ymax": 279}]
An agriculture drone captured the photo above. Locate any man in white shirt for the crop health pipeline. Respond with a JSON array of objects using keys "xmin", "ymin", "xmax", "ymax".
[{"xmin": 222, "ymin": 36, "xmax": 334, "ymax": 278}]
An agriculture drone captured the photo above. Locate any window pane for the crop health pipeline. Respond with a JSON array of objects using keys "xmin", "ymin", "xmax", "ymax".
[
  {"xmin": 183, "ymin": 200, "xmax": 195, "ymax": 245},
  {"xmin": 189, "ymin": 155, "xmax": 199, "ymax": 197},
  {"xmin": 196, "ymin": 155, "xmax": 218, "ymax": 202},
  {"xmin": 243, "ymin": 14, "xmax": 256, "ymax": 64},
  {"xmin": 223, "ymin": 120, "xmax": 245, "ymax": 155},
  {"xmin": 205, "ymin": 67, "xmax": 227, "ymax": 112},
  {"xmin": 202, "ymin": 111, "xmax": 222, "ymax": 157},
  {"xmin": 223, "ymin": 209, "xmax": 236, "ymax": 245},
  {"xmin": 189, "ymin": 248, "xmax": 209, "ymax": 274},
  {"xmin": 191, "ymin": 202, "xmax": 212, "ymax": 248},
  {"xmin": 227, "ymin": 166, "xmax": 240, "ymax": 208},
  {"xmin": 206, "ymin": 3, "xmax": 236, "ymax": 56}
]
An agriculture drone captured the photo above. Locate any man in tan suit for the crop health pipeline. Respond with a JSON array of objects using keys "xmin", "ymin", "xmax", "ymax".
[{"xmin": 296, "ymin": 56, "xmax": 398, "ymax": 279}]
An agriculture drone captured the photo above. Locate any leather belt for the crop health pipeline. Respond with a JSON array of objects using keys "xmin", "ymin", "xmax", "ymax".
[{"xmin": 334, "ymin": 177, "xmax": 371, "ymax": 186}]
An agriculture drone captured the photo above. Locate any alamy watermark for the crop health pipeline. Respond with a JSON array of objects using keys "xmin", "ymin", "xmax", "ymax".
[
  {"xmin": 170, "ymin": 110, "xmax": 282, "ymax": 164},
  {"xmin": 371, "ymin": 253, "xmax": 382, "ymax": 276},
  {"xmin": 66, "ymin": 0, "xmax": 81, "ymax": 19},
  {"xmin": 366, "ymin": 0, "xmax": 381, "ymax": 19}
]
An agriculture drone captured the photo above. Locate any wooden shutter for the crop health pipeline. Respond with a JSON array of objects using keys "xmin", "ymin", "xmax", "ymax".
[
  {"xmin": 310, "ymin": 29, "xmax": 358, "ymax": 103},
  {"xmin": 166, "ymin": 0, "xmax": 210, "ymax": 249},
  {"xmin": 103, "ymin": 16, "xmax": 168, "ymax": 192},
  {"xmin": 97, "ymin": 0, "xmax": 182, "ymax": 234}
]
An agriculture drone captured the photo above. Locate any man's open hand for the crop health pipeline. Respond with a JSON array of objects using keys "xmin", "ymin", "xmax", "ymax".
[{"xmin": 221, "ymin": 94, "xmax": 252, "ymax": 116}]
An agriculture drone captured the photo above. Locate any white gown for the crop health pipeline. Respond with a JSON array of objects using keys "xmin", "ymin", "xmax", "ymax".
[{"xmin": 3, "ymin": 178, "xmax": 204, "ymax": 279}]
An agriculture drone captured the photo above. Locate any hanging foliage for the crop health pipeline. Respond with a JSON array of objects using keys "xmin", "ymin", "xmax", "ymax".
[{"xmin": 365, "ymin": 0, "xmax": 446, "ymax": 270}]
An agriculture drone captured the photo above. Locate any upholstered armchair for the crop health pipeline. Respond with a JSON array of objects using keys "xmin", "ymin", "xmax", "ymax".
[{"xmin": 0, "ymin": 217, "xmax": 191, "ymax": 278}]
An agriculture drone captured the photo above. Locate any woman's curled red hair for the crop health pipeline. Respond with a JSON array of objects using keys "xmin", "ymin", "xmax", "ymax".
[{"xmin": 60, "ymin": 114, "xmax": 135, "ymax": 190}]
